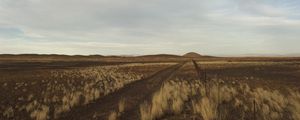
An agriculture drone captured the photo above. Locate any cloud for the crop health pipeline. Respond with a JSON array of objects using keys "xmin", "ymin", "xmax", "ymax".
[
  {"xmin": 0, "ymin": 27, "xmax": 23, "ymax": 38},
  {"xmin": 0, "ymin": 0, "xmax": 300, "ymax": 55}
]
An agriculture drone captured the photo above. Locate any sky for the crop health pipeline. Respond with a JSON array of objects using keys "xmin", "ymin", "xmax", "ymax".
[{"xmin": 0, "ymin": 0, "xmax": 300, "ymax": 56}]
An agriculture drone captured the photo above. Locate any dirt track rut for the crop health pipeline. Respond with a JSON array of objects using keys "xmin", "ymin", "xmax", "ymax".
[{"xmin": 58, "ymin": 62, "xmax": 185, "ymax": 120}]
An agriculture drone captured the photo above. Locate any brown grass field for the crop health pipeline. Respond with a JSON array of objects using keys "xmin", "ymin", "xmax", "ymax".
[{"xmin": 0, "ymin": 54, "xmax": 300, "ymax": 120}]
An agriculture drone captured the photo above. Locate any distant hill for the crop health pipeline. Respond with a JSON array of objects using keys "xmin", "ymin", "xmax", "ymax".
[
  {"xmin": 183, "ymin": 52, "xmax": 203, "ymax": 58},
  {"xmin": 0, "ymin": 54, "xmax": 104, "ymax": 57},
  {"xmin": 138, "ymin": 54, "xmax": 182, "ymax": 58}
]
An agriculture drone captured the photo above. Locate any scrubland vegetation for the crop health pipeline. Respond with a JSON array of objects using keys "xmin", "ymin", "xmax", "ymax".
[
  {"xmin": 0, "ymin": 63, "xmax": 174, "ymax": 120},
  {"xmin": 1, "ymin": 58, "xmax": 300, "ymax": 120},
  {"xmin": 139, "ymin": 62, "xmax": 300, "ymax": 120},
  {"xmin": 140, "ymin": 78, "xmax": 300, "ymax": 120}
]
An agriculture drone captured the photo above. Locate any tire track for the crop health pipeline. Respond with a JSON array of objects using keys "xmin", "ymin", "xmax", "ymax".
[{"xmin": 58, "ymin": 62, "xmax": 185, "ymax": 120}]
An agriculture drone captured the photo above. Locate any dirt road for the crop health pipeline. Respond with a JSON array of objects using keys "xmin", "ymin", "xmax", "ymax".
[{"xmin": 58, "ymin": 62, "xmax": 185, "ymax": 120}]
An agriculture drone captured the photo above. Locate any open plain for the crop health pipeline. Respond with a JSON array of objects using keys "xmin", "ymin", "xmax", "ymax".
[{"xmin": 0, "ymin": 54, "xmax": 300, "ymax": 120}]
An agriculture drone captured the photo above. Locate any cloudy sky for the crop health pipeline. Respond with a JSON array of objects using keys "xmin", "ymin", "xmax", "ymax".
[{"xmin": 0, "ymin": 0, "xmax": 300, "ymax": 56}]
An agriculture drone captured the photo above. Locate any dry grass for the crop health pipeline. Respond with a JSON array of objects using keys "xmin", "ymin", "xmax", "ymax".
[
  {"xmin": 106, "ymin": 98, "xmax": 127, "ymax": 120},
  {"xmin": 192, "ymin": 97, "xmax": 217, "ymax": 120},
  {"xmin": 108, "ymin": 111, "xmax": 118, "ymax": 120},
  {"xmin": 288, "ymin": 90, "xmax": 300, "ymax": 120},
  {"xmin": 140, "ymin": 78, "xmax": 300, "ymax": 120},
  {"xmin": 29, "ymin": 105, "xmax": 49, "ymax": 120},
  {"xmin": 139, "ymin": 79, "xmax": 196, "ymax": 120},
  {"xmin": 118, "ymin": 98, "xmax": 126, "ymax": 113},
  {"xmin": 3, "ymin": 106, "xmax": 14, "ymax": 118},
  {"xmin": 49, "ymin": 65, "xmax": 144, "ymax": 118},
  {"xmin": 0, "ymin": 63, "xmax": 172, "ymax": 120},
  {"xmin": 140, "ymin": 102, "xmax": 152, "ymax": 120}
]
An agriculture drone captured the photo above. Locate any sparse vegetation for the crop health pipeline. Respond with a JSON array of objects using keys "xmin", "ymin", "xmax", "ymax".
[
  {"xmin": 1, "ymin": 57, "xmax": 300, "ymax": 120},
  {"xmin": 140, "ymin": 78, "xmax": 300, "ymax": 120},
  {"xmin": 139, "ymin": 62, "xmax": 300, "ymax": 120},
  {"xmin": 0, "ymin": 62, "xmax": 174, "ymax": 120}
]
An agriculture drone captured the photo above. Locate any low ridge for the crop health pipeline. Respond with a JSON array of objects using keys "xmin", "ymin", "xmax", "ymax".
[{"xmin": 183, "ymin": 52, "xmax": 202, "ymax": 58}]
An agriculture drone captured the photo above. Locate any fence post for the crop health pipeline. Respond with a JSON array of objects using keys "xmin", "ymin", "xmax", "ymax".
[{"xmin": 192, "ymin": 60, "xmax": 201, "ymax": 81}]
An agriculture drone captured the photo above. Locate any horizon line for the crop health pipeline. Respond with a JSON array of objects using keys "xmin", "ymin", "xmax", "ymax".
[{"xmin": 1, "ymin": 53, "xmax": 300, "ymax": 57}]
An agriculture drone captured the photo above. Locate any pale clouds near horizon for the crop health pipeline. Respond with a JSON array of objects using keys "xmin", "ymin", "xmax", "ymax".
[{"xmin": 0, "ymin": 0, "xmax": 300, "ymax": 55}]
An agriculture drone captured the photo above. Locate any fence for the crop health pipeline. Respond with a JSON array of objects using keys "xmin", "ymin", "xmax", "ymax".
[{"xmin": 192, "ymin": 60, "xmax": 257, "ymax": 120}]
